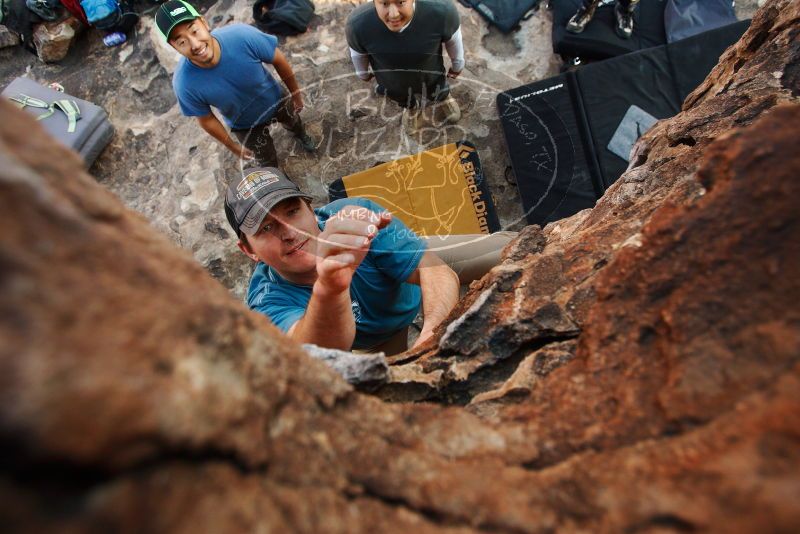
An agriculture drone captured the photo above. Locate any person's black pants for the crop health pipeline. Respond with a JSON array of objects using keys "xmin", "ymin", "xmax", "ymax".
[
  {"xmin": 384, "ymin": 77, "xmax": 450, "ymax": 109},
  {"xmin": 231, "ymin": 93, "xmax": 305, "ymax": 168}
]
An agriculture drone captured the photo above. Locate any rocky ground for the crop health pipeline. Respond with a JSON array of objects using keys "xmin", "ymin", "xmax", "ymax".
[
  {"xmin": 0, "ymin": 1, "xmax": 797, "ymax": 532},
  {"xmin": 0, "ymin": 0, "xmax": 759, "ymax": 298}
]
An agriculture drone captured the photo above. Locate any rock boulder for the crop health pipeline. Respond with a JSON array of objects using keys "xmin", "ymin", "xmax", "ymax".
[
  {"xmin": 0, "ymin": 0, "xmax": 798, "ymax": 532},
  {"xmin": 32, "ymin": 16, "xmax": 83, "ymax": 63}
]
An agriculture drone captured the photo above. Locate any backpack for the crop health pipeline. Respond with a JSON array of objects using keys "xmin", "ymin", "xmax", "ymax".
[
  {"xmin": 252, "ymin": 0, "xmax": 314, "ymax": 36},
  {"xmin": 80, "ymin": 0, "xmax": 120, "ymax": 30},
  {"xmin": 59, "ymin": 0, "xmax": 90, "ymax": 26},
  {"xmin": 25, "ymin": 0, "xmax": 61, "ymax": 21},
  {"xmin": 2, "ymin": 0, "xmax": 43, "ymax": 54}
]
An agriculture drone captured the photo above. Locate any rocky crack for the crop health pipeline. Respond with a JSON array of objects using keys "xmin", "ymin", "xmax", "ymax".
[
  {"xmin": 0, "ymin": 433, "xmax": 268, "ymax": 496},
  {"xmin": 349, "ymin": 479, "xmax": 529, "ymax": 534},
  {"xmin": 379, "ymin": 333, "xmax": 580, "ymax": 405}
]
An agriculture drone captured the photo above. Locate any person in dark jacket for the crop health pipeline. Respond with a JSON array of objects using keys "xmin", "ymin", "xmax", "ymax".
[
  {"xmin": 567, "ymin": 0, "xmax": 640, "ymax": 39},
  {"xmin": 346, "ymin": 0, "xmax": 465, "ymax": 127},
  {"xmin": 252, "ymin": 0, "xmax": 315, "ymax": 36}
]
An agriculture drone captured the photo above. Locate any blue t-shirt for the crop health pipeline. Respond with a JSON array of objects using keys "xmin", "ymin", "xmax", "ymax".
[
  {"xmin": 246, "ymin": 198, "xmax": 427, "ymax": 350},
  {"xmin": 172, "ymin": 24, "xmax": 284, "ymax": 130}
]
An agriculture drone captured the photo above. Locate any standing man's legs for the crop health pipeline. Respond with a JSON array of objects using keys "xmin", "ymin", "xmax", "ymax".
[
  {"xmin": 381, "ymin": 86, "xmax": 419, "ymax": 109},
  {"xmin": 273, "ymin": 94, "xmax": 306, "ymax": 137},
  {"xmin": 231, "ymin": 121, "xmax": 278, "ymax": 168},
  {"xmin": 614, "ymin": 0, "xmax": 639, "ymax": 39},
  {"xmin": 567, "ymin": 0, "xmax": 602, "ymax": 34},
  {"xmin": 231, "ymin": 94, "xmax": 314, "ymax": 167},
  {"xmin": 428, "ymin": 79, "xmax": 461, "ymax": 125},
  {"xmin": 428, "ymin": 79, "xmax": 450, "ymax": 103},
  {"xmin": 388, "ymin": 87, "xmax": 422, "ymax": 131},
  {"xmin": 273, "ymin": 93, "xmax": 316, "ymax": 152},
  {"xmin": 397, "ymin": 78, "xmax": 461, "ymax": 129}
]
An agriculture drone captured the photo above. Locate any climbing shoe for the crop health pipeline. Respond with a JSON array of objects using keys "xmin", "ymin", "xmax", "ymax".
[
  {"xmin": 435, "ymin": 96, "xmax": 461, "ymax": 125},
  {"xmin": 614, "ymin": 2, "xmax": 635, "ymax": 39},
  {"xmin": 295, "ymin": 132, "xmax": 316, "ymax": 153},
  {"xmin": 401, "ymin": 107, "xmax": 421, "ymax": 132},
  {"xmin": 566, "ymin": 5, "xmax": 596, "ymax": 34}
]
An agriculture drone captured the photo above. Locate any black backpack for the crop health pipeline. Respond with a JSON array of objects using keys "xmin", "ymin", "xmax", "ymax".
[
  {"xmin": 3, "ymin": 0, "xmax": 43, "ymax": 54},
  {"xmin": 25, "ymin": 0, "xmax": 61, "ymax": 21},
  {"xmin": 252, "ymin": 0, "xmax": 314, "ymax": 36},
  {"xmin": 80, "ymin": 0, "xmax": 122, "ymax": 30}
]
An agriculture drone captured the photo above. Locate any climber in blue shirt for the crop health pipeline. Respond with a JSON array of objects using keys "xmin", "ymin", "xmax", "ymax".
[{"xmin": 224, "ymin": 167, "xmax": 462, "ymax": 355}]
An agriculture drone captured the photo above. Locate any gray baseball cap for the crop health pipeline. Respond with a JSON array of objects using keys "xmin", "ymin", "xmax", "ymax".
[{"xmin": 224, "ymin": 168, "xmax": 312, "ymax": 238}]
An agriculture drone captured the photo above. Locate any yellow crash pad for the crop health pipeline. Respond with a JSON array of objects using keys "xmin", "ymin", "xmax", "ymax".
[{"xmin": 328, "ymin": 141, "xmax": 499, "ymax": 237}]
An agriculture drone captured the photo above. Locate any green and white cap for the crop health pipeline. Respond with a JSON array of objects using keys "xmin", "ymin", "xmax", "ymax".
[{"xmin": 155, "ymin": 0, "xmax": 202, "ymax": 41}]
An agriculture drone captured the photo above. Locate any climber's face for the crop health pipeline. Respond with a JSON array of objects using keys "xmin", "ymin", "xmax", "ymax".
[
  {"xmin": 168, "ymin": 18, "xmax": 220, "ymax": 68},
  {"xmin": 238, "ymin": 198, "xmax": 321, "ymax": 283},
  {"xmin": 374, "ymin": 0, "xmax": 415, "ymax": 32}
]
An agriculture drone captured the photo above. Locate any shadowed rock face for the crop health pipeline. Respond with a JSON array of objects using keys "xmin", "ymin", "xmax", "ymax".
[{"xmin": 1, "ymin": 1, "xmax": 799, "ymax": 533}]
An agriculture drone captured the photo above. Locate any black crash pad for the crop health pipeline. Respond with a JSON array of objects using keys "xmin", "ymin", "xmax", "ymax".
[
  {"xmin": 499, "ymin": 20, "xmax": 749, "ymax": 225},
  {"xmin": 552, "ymin": 0, "xmax": 668, "ymax": 61}
]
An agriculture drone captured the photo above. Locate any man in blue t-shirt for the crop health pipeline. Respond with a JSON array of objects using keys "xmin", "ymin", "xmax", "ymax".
[
  {"xmin": 224, "ymin": 167, "xmax": 461, "ymax": 355},
  {"xmin": 155, "ymin": 0, "xmax": 315, "ymax": 167}
]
